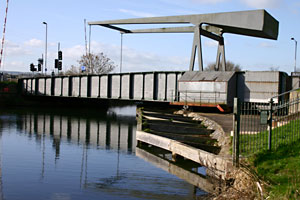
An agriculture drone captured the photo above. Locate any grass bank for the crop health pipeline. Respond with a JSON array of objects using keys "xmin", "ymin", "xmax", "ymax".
[
  {"xmin": 240, "ymin": 119, "xmax": 300, "ymax": 155},
  {"xmin": 248, "ymin": 141, "xmax": 300, "ymax": 199}
]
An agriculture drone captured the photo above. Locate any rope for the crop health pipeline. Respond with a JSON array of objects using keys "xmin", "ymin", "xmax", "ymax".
[{"xmin": 0, "ymin": 0, "xmax": 9, "ymax": 69}]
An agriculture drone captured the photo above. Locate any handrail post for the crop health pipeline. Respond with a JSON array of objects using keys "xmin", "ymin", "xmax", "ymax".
[
  {"xmin": 268, "ymin": 98, "xmax": 274, "ymax": 150},
  {"xmin": 233, "ymin": 97, "xmax": 240, "ymax": 167}
]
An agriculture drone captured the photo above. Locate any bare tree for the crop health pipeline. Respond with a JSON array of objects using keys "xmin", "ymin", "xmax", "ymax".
[
  {"xmin": 65, "ymin": 65, "xmax": 80, "ymax": 75},
  {"xmin": 269, "ymin": 66, "xmax": 279, "ymax": 71},
  {"xmin": 65, "ymin": 53, "xmax": 116, "ymax": 75},
  {"xmin": 204, "ymin": 61, "xmax": 242, "ymax": 71},
  {"xmin": 79, "ymin": 53, "xmax": 116, "ymax": 74}
]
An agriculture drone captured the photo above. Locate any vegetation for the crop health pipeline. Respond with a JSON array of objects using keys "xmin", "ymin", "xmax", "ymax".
[
  {"xmin": 204, "ymin": 60, "xmax": 241, "ymax": 71},
  {"xmin": 65, "ymin": 52, "xmax": 116, "ymax": 75},
  {"xmin": 238, "ymin": 119, "xmax": 300, "ymax": 199},
  {"xmin": 239, "ymin": 119, "xmax": 300, "ymax": 155},
  {"xmin": 249, "ymin": 142, "xmax": 300, "ymax": 199}
]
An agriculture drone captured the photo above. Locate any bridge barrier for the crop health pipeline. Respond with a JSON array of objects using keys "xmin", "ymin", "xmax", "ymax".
[{"xmin": 20, "ymin": 71, "xmax": 184, "ymax": 102}]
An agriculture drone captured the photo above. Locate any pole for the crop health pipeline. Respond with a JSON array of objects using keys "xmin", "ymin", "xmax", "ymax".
[
  {"xmin": 0, "ymin": 0, "xmax": 9, "ymax": 70},
  {"xmin": 268, "ymin": 98, "xmax": 273, "ymax": 150},
  {"xmin": 292, "ymin": 38, "xmax": 298, "ymax": 72},
  {"xmin": 295, "ymin": 40, "xmax": 297, "ymax": 72},
  {"xmin": 233, "ymin": 97, "xmax": 240, "ymax": 167},
  {"xmin": 120, "ymin": 33, "xmax": 123, "ymax": 73},
  {"xmin": 58, "ymin": 42, "xmax": 60, "ymax": 74},
  {"xmin": 43, "ymin": 22, "xmax": 48, "ymax": 74},
  {"xmin": 88, "ymin": 25, "xmax": 92, "ymax": 70},
  {"xmin": 84, "ymin": 19, "xmax": 88, "ymax": 57}
]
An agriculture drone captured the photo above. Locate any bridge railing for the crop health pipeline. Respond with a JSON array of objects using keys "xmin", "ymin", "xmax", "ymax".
[{"xmin": 170, "ymin": 90, "xmax": 228, "ymax": 106}]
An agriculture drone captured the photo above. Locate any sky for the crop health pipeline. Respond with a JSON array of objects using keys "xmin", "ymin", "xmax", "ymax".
[{"xmin": 0, "ymin": 0, "xmax": 299, "ymax": 74}]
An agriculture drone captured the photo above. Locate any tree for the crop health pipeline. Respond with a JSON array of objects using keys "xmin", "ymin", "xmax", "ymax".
[
  {"xmin": 204, "ymin": 61, "xmax": 242, "ymax": 71},
  {"xmin": 65, "ymin": 52, "xmax": 116, "ymax": 75},
  {"xmin": 65, "ymin": 65, "xmax": 79, "ymax": 75},
  {"xmin": 269, "ymin": 66, "xmax": 279, "ymax": 71},
  {"xmin": 79, "ymin": 52, "xmax": 116, "ymax": 74}
]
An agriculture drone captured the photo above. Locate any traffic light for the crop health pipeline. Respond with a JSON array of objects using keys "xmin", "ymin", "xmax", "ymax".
[
  {"xmin": 30, "ymin": 63, "xmax": 35, "ymax": 71},
  {"xmin": 38, "ymin": 64, "xmax": 42, "ymax": 71},
  {"xmin": 38, "ymin": 58, "xmax": 43, "ymax": 65},
  {"xmin": 54, "ymin": 59, "xmax": 58, "ymax": 68},
  {"xmin": 58, "ymin": 61, "xmax": 62, "ymax": 70},
  {"xmin": 58, "ymin": 51, "xmax": 62, "ymax": 60}
]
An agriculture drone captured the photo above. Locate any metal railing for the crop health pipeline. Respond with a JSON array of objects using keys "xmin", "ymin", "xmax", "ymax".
[
  {"xmin": 233, "ymin": 88, "xmax": 300, "ymax": 165},
  {"xmin": 170, "ymin": 90, "xmax": 227, "ymax": 105}
]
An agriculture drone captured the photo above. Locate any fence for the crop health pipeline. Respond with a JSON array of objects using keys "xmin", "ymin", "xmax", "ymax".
[{"xmin": 233, "ymin": 88, "xmax": 300, "ymax": 165}]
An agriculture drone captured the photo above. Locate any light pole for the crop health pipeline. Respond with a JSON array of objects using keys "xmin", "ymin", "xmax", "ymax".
[
  {"xmin": 43, "ymin": 22, "xmax": 48, "ymax": 74},
  {"xmin": 291, "ymin": 37, "xmax": 297, "ymax": 72}
]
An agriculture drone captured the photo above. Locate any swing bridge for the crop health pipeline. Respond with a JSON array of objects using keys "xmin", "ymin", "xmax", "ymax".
[{"xmin": 20, "ymin": 10, "xmax": 280, "ymax": 111}]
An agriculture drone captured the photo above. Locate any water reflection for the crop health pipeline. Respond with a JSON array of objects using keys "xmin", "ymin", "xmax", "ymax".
[
  {"xmin": 0, "ymin": 109, "xmax": 210, "ymax": 200},
  {"xmin": 21, "ymin": 112, "xmax": 136, "ymax": 157},
  {"xmin": 136, "ymin": 146, "xmax": 221, "ymax": 196}
]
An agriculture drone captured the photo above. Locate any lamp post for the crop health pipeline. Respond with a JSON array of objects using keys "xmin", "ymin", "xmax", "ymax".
[
  {"xmin": 43, "ymin": 22, "xmax": 48, "ymax": 74},
  {"xmin": 291, "ymin": 37, "xmax": 297, "ymax": 72}
]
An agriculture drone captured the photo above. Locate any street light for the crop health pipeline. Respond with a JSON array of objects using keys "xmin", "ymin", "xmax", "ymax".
[
  {"xmin": 43, "ymin": 22, "xmax": 48, "ymax": 74},
  {"xmin": 291, "ymin": 37, "xmax": 297, "ymax": 72}
]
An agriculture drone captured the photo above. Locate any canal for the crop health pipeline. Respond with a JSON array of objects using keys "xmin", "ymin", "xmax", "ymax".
[{"xmin": 0, "ymin": 106, "xmax": 211, "ymax": 200}]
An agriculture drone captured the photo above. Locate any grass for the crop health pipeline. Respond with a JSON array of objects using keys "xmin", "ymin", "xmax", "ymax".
[
  {"xmin": 239, "ymin": 119, "xmax": 300, "ymax": 199},
  {"xmin": 239, "ymin": 119, "xmax": 300, "ymax": 155},
  {"xmin": 249, "ymin": 141, "xmax": 300, "ymax": 199}
]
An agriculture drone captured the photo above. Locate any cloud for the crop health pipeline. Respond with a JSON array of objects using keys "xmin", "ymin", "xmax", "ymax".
[
  {"xmin": 119, "ymin": 9, "xmax": 156, "ymax": 18},
  {"xmin": 24, "ymin": 38, "xmax": 44, "ymax": 47},
  {"xmin": 240, "ymin": 0, "xmax": 282, "ymax": 8},
  {"xmin": 191, "ymin": 0, "xmax": 230, "ymax": 4},
  {"xmin": 259, "ymin": 42, "xmax": 276, "ymax": 48},
  {"xmin": 5, "ymin": 40, "xmax": 31, "ymax": 56},
  {"xmin": 62, "ymin": 41, "xmax": 189, "ymax": 72}
]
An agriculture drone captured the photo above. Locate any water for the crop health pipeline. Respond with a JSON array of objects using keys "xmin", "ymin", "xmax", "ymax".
[{"xmin": 0, "ymin": 107, "xmax": 210, "ymax": 200}]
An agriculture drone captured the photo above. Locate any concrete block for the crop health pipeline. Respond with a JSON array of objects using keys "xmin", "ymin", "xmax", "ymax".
[
  {"xmin": 100, "ymin": 75, "xmax": 108, "ymax": 98},
  {"xmin": 91, "ymin": 76, "xmax": 99, "ymax": 98},
  {"xmin": 72, "ymin": 77, "xmax": 80, "ymax": 97},
  {"xmin": 80, "ymin": 77, "xmax": 88, "ymax": 97},
  {"xmin": 111, "ymin": 75, "xmax": 120, "ymax": 99},
  {"xmin": 133, "ymin": 74, "xmax": 143, "ymax": 99},
  {"xmin": 62, "ymin": 77, "xmax": 69, "ymax": 97},
  {"xmin": 54, "ymin": 78, "xmax": 62, "ymax": 96},
  {"xmin": 38, "ymin": 78, "xmax": 45, "ymax": 95},
  {"xmin": 121, "ymin": 75, "xmax": 130, "ymax": 99}
]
